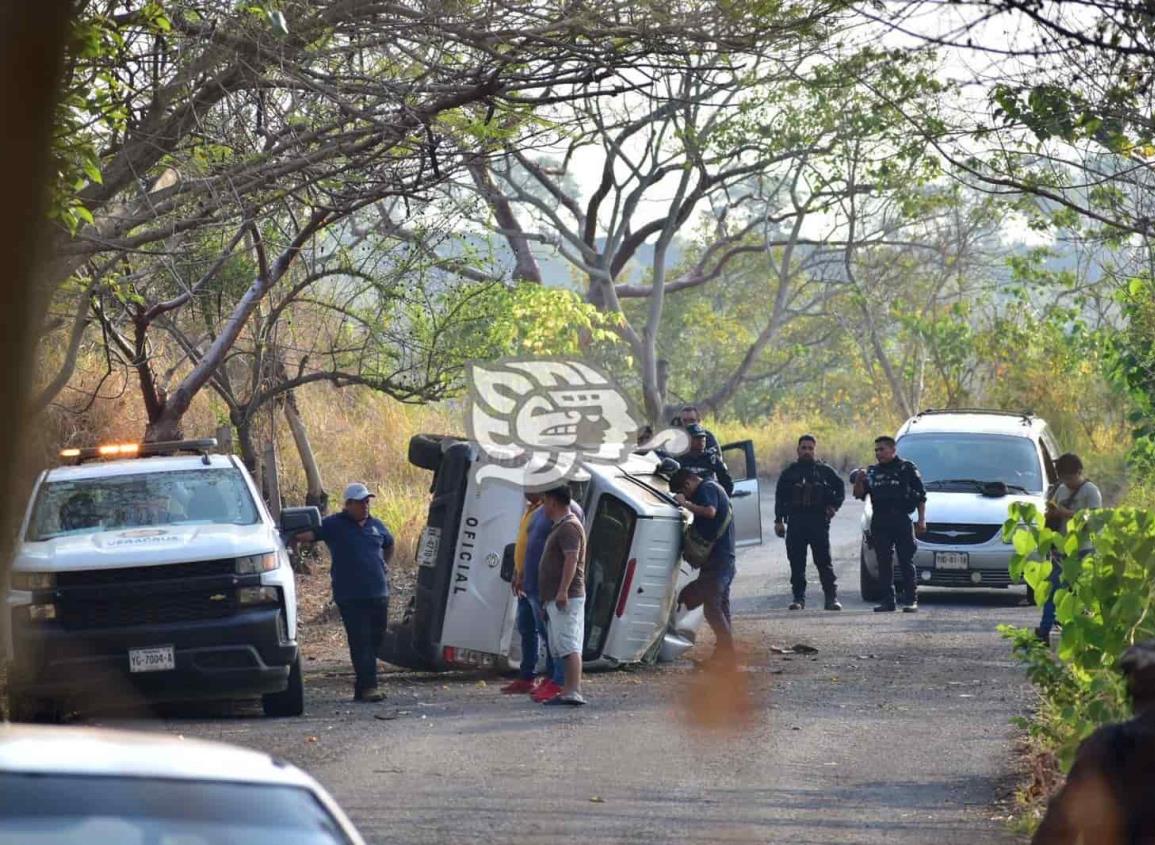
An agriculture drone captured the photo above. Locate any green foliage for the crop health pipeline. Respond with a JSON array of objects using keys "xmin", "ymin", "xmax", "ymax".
[
  {"xmin": 484, "ymin": 284, "xmax": 623, "ymax": 357},
  {"xmin": 1003, "ymin": 502, "xmax": 1153, "ymax": 766},
  {"xmin": 1107, "ymin": 274, "xmax": 1155, "ymax": 478}
]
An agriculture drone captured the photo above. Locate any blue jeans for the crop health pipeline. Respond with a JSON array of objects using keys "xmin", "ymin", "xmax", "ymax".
[
  {"xmin": 516, "ymin": 596, "xmax": 538, "ymax": 680},
  {"xmin": 1038, "ymin": 549, "xmax": 1090, "ymax": 636},
  {"xmin": 526, "ymin": 594, "xmax": 561, "ymax": 685}
]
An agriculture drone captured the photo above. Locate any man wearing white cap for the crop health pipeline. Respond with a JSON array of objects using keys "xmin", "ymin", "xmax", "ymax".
[{"xmin": 293, "ymin": 482, "xmax": 393, "ymax": 702}]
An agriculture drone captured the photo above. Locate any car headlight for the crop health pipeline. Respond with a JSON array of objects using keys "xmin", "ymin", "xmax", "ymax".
[
  {"xmin": 237, "ymin": 586, "xmax": 280, "ymax": 606},
  {"xmin": 11, "ymin": 571, "xmax": 55, "ymax": 590},
  {"xmin": 236, "ymin": 553, "xmax": 278, "ymax": 575},
  {"xmin": 27, "ymin": 603, "xmax": 57, "ymax": 621}
]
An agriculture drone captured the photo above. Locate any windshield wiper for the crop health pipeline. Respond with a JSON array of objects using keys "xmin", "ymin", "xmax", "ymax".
[
  {"xmin": 926, "ymin": 478, "xmax": 986, "ymax": 490},
  {"xmin": 926, "ymin": 478, "xmax": 1031, "ymax": 494}
]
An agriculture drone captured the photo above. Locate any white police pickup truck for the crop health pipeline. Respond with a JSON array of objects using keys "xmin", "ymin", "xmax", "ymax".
[
  {"xmin": 4, "ymin": 439, "xmax": 318, "ymax": 721},
  {"xmin": 381, "ymin": 434, "xmax": 763, "ymax": 672}
]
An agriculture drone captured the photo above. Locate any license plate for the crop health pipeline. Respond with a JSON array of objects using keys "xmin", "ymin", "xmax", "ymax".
[
  {"xmin": 935, "ymin": 552, "xmax": 969, "ymax": 570},
  {"xmin": 129, "ymin": 645, "xmax": 175, "ymax": 673},
  {"xmin": 417, "ymin": 527, "xmax": 441, "ymax": 568}
]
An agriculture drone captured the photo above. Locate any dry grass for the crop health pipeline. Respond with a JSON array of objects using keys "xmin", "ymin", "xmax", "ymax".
[
  {"xmin": 710, "ymin": 411, "xmax": 887, "ymax": 477},
  {"xmin": 1010, "ymin": 731, "xmax": 1065, "ymax": 836}
]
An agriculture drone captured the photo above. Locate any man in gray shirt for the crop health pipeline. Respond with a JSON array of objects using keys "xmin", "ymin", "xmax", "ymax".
[{"xmin": 1037, "ymin": 452, "xmax": 1102, "ymax": 644}]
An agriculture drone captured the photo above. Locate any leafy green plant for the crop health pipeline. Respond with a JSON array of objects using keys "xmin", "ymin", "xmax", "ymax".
[{"xmin": 1003, "ymin": 502, "xmax": 1153, "ymax": 765}]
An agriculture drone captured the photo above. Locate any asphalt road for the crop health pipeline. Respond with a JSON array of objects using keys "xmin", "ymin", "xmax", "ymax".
[{"xmin": 106, "ymin": 493, "xmax": 1037, "ymax": 844}]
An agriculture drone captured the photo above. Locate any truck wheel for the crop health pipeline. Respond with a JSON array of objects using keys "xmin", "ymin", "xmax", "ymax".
[
  {"xmin": 379, "ymin": 623, "xmax": 436, "ymax": 671},
  {"xmin": 5, "ymin": 691, "xmax": 61, "ymax": 723},
  {"xmin": 408, "ymin": 434, "xmax": 453, "ymax": 471},
  {"xmin": 262, "ymin": 655, "xmax": 304, "ymax": 717},
  {"xmin": 860, "ymin": 542, "xmax": 883, "ymax": 602}
]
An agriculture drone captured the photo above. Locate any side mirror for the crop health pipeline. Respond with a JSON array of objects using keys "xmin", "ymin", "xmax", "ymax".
[{"xmin": 280, "ymin": 506, "xmax": 321, "ymax": 534}]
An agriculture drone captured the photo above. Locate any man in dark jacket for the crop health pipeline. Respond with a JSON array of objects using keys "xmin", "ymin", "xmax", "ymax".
[
  {"xmin": 678, "ymin": 404, "xmax": 721, "ymax": 452},
  {"xmin": 1032, "ymin": 639, "xmax": 1155, "ymax": 844},
  {"xmin": 677, "ymin": 423, "xmax": 734, "ymax": 495},
  {"xmin": 852, "ymin": 436, "xmax": 927, "ymax": 613},
  {"xmin": 775, "ymin": 434, "xmax": 845, "ymax": 611}
]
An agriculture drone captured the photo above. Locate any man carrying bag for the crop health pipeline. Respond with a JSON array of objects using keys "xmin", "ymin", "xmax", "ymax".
[{"xmin": 671, "ymin": 468, "xmax": 737, "ymax": 666}]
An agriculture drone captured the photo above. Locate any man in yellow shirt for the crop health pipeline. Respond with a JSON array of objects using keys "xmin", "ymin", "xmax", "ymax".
[{"xmin": 502, "ymin": 493, "xmax": 543, "ymax": 693}]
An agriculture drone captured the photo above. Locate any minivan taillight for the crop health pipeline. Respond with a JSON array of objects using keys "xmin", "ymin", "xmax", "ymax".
[{"xmin": 615, "ymin": 558, "xmax": 637, "ymax": 618}]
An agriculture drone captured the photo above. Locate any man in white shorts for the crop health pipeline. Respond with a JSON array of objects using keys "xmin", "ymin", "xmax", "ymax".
[{"xmin": 537, "ymin": 485, "xmax": 588, "ymax": 706}]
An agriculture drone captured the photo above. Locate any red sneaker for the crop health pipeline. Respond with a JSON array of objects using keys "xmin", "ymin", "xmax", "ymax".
[
  {"xmin": 531, "ymin": 680, "xmax": 562, "ymax": 703},
  {"xmin": 501, "ymin": 678, "xmax": 536, "ymax": 694}
]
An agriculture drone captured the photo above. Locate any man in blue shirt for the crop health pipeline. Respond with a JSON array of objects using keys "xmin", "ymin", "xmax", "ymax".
[
  {"xmin": 293, "ymin": 482, "xmax": 393, "ymax": 702},
  {"xmin": 671, "ymin": 467, "xmax": 736, "ymax": 665}
]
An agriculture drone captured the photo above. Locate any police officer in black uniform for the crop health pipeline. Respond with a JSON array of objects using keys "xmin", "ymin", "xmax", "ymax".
[
  {"xmin": 677, "ymin": 423, "xmax": 734, "ymax": 495},
  {"xmin": 852, "ymin": 435, "xmax": 928, "ymax": 613},
  {"xmin": 774, "ymin": 434, "xmax": 845, "ymax": 611}
]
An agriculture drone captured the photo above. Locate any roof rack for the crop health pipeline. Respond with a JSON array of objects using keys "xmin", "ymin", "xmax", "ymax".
[
  {"xmin": 60, "ymin": 438, "xmax": 219, "ymax": 466},
  {"xmin": 914, "ymin": 408, "xmax": 1035, "ymax": 424}
]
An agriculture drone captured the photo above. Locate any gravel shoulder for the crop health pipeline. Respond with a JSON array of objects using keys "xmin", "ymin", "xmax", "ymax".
[{"xmin": 97, "ymin": 495, "xmax": 1035, "ymax": 844}]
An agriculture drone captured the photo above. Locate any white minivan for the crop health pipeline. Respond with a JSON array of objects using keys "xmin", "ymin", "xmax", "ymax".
[
  {"xmin": 859, "ymin": 410, "xmax": 1059, "ymax": 600},
  {"xmin": 381, "ymin": 434, "xmax": 763, "ymax": 671},
  {"xmin": 5, "ymin": 439, "xmax": 317, "ymax": 720}
]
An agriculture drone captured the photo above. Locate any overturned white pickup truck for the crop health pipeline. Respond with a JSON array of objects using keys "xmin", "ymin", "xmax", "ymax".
[{"xmin": 381, "ymin": 435, "xmax": 763, "ymax": 672}]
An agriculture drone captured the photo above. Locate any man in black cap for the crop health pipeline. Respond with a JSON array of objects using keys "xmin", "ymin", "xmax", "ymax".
[
  {"xmin": 1032, "ymin": 639, "xmax": 1155, "ymax": 843},
  {"xmin": 678, "ymin": 404, "xmax": 721, "ymax": 452},
  {"xmin": 677, "ymin": 423, "xmax": 734, "ymax": 495},
  {"xmin": 775, "ymin": 434, "xmax": 845, "ymax": 611}
]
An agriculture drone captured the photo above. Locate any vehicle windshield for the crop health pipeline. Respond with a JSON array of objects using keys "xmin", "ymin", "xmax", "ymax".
[
  {"xmin": 27, "ymin": 467, "xmax": 260, "ymax": 541},
  {"xmin": 0, "ymin": 773, "xmax": 354, "ymax": 844},
  {"xmin": 896, "ymin": 432, "xmax": 1045, "ymax": 493}
]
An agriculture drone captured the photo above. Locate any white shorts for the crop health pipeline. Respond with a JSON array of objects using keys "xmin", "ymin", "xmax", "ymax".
[{"xmin": 545, "ymin": 597, "xmax": 586, "ymax": 659}]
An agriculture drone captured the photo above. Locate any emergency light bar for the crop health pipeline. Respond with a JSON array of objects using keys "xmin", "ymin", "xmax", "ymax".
[{"xmin": 58, "ymin": 438, "xmax": 219, "ymax": 465}]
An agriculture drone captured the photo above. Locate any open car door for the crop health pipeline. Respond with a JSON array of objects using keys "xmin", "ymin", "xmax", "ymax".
[{"xmin": 721, "ymin": 440, "xmax": 762, "ymax": 547}]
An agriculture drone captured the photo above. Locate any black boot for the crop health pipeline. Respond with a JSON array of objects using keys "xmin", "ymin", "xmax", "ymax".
[{"xmin": 824, "ymin": 593, "xmax": 842, "ymax": 611}]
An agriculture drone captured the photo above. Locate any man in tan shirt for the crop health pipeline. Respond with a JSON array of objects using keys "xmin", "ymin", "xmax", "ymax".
[{"xmin": 537, "ymin": 485, "xmax": 587, "ymax": 706}]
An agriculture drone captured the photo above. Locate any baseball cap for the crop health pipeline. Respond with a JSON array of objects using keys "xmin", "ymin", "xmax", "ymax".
[
  {"xmin": 685, "ymin": 423, "xmax": 706, "ymax": 438},
  {"xmin": 342, "ymin": 482, "xmax": 375, "ymax": 502}
]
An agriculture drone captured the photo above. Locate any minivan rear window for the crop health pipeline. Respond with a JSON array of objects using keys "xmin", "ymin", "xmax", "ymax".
[
  {"xmin": 28, "ymin": 468, "xmax": 260, "ymax": 541},
  {"xmin": 896, "ymin": 433, "xmax": 1045, "ymax": 493}
]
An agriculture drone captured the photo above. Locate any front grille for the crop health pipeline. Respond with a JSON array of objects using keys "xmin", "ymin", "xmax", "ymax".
[
  {"xmin": 921, "ymin": 523, "xmax": 1001, "ymax": 546},
  {"xmin": 56, "ymin": 559, "xmax": 236, "ymax": 587},
  {"xmin": 57, "ymin": 591, "xmax": 236, "ymax": 630},
  {"xmin": 920, "ymin": 568, "xmax": 1015, "ymax": 587}
]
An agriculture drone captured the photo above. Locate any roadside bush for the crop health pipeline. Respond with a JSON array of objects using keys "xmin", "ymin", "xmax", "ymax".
[{"xmin": 1003, "ymin": 503, "xmax": 1154, "ymax": 766}]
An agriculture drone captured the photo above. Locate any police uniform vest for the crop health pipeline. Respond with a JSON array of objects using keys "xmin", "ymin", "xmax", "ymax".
[
  {"xmin": 866, "ymin": 460, "xmax": 920, "ymax": 515},
  {"xmin": 783, "ymin": 462, "xmax": 834, "ymax": 514}
]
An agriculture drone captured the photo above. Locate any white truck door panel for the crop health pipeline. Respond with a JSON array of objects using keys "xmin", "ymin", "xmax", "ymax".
[
  {"xmin": 721, "ymin": 440, "xmax": 763, "ymax": 547},
  {"xmin": 598, "ymin": 514, "xmax": 683, "ymax": 663},
  {"xmin": 439, "ymin": 477, "xmax": 523, "ymax": 657}
]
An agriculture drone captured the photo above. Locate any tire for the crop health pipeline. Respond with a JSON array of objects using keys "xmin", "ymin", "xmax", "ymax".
[
  {"xmin": 379, "ymin": 622, "xmax": 437, "ymax": 672},
  {"xmin": 408, "ymin": 434, "xmax": 453, "ymax": 471},
  {"xmin": 5, "ymin": 691, "xmax": 61, "ymax": 723},
  {"xmin": 860, "ymin": 541, "xmax": 884, "ymax": 602},
  {"xmin": 262, "ymin": 655, "xmax": 304, "ymax": 717}
]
